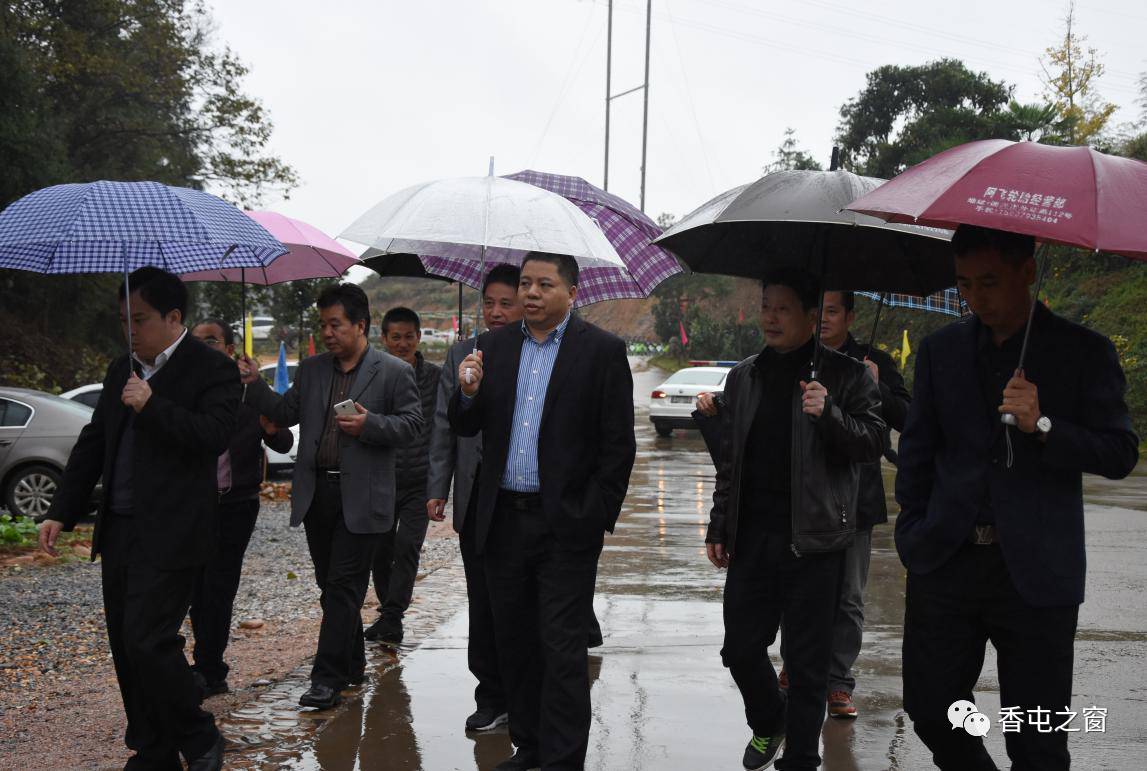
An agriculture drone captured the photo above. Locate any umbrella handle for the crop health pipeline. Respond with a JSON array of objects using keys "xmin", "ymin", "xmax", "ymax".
[{"xmin": 999, "ymin": 243, "xmax": 1049, "ymax": 426}]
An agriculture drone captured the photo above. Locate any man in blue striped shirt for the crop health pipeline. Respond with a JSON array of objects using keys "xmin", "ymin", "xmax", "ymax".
[{"xmin": 450, "ymin": 252, "xmax": 636, "ymax": 771}]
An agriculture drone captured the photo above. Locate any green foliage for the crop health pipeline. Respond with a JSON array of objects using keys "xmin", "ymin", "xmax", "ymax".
[
  {"xmin": 835, "ymin": 59, "xmax": 1014, "ymax": 177},
  {"xmin": 1040, "ymin": 2, "xmax": 1117, "ymax": 145},
  {"xmin": 0, "ymin": 513, "xmax": 40, "ymax": 546},
  {"xmin": 0, "ymin": 0, "xmax": 295, "ymax": 387},
  {"xmin": 765, "ymin": 128, "xmax": 824, "ymax": 173}
]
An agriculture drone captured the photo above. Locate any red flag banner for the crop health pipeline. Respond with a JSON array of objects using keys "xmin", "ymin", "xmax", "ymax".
[
  {"xmin": 307, "ymin": 334, "xmax": 316, "ymax": 357},
  {"xmin": 679, "ymin": 319, "xmax": 689, "ymax": 346}
]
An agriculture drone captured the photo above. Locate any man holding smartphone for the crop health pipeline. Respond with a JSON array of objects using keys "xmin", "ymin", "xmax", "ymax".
[{"xmin": 239, "ymin": 283, "xmax": 422, "ymax": 710}]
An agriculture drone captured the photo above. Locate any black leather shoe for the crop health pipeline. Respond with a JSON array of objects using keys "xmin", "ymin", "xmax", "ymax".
[
  {"xmin": 492, "ymin": 748, "xmax": 541, "ymax": 771},
  {"xmin": 191, "ymin": 670, "xmax": 228, "ymax": 702},
  {"xmin": 364, "ymin": 616, "xmax": 403, "ymax": 644},
  {"xmin": 465, "ymin": 704, "xmax": 509, "ymax": 732},
  {"xmin": 299, "ymin": 682, "xmax": 341, "ymax": 710},
  {"xmin": 186, "ymin": 733, "xmax": 224, "ymax": 771}
]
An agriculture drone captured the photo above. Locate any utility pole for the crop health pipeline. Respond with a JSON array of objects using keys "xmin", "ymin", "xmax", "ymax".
[
  {"xmin": 603, "ymin": 0, "xmax": 652, "ymax": 209},
  {"xmin": 604, "ymin": 0, "xmax": 612, "ymax": 190}
]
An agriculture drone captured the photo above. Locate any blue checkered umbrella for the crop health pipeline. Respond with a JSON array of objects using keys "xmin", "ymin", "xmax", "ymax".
[
  {"xmin": 0, "ymin": 180, "xmax": 287, "ymax": 355},
  {"xmin": 0, "ymin": 181, "xmax": 286, "ymax": 274},
  {"xmin": 856, "ymin": 288, "xmax": 967, "ymax": 317}
]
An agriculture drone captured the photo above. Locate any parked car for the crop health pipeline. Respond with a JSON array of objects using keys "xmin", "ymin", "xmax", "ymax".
[
  {"xmin": 230, "ymin": 315, "xmax": 277, "ymax": 341},
  {"xmin": 1, "ymin": 387, "xmax": 100, "ymax": 519},
  {"xmin": 648, "ymin": 366, "xmax": 731, "ymax": 437},
  {"xmin": 61, "ymin": 365, "xmax": 301, "ymax": 475}
]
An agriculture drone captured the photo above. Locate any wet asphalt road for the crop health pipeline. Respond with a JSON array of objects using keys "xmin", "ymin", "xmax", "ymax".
[{"xmin": 257, "ymin": 357, "xmax": 1147, "ymax": 770}]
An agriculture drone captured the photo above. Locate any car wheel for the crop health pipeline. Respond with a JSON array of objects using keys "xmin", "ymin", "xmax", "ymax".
[
  {"xmin": 654, "ymin": 422, "xmax": 673, "ymax": 438},
  {"xmin": 5, "ymin": 464, "xmax": 61, "ymax": 520}
]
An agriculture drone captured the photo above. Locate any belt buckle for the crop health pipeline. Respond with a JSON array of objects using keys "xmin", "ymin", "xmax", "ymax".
[
  {"xmin": 971, "ymin": 525, "xmax": 995, "ymax": 545},
  {"xmin": 325, "ymin": 469, "xmax": 341, "ymax": 480}
]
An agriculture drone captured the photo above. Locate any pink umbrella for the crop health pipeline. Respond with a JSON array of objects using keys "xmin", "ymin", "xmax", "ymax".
[
  {"xmin": 844, "ymin": 139, "xmax": 1147, "ymax": 258},
  {"xmin": 182, "ymin": 210, "xmax": 359, "ymax": 284}
]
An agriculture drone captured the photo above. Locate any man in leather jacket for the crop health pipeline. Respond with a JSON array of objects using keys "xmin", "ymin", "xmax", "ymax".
[{"xmin": 705, "ymin": 268, "xmax": 885, "ymax": 771}]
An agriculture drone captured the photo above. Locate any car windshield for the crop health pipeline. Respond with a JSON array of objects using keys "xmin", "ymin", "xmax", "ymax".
[{"xmin": 664, "ymin": 369, "xmax": 726, "ymax": 386}]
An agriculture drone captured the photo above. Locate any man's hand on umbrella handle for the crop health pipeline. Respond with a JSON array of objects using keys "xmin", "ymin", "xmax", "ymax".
[
  {"xmin": 863, "ymin": 358, "xmax": 880, "ymax": 384},
  {"xmin": 121, "ymin": 373, "xmax": 152, "ymax": 413},
  {"xmin": 427, "ymin": 499, "xmax": 446, "ymax": 522},
  {"xmin": 38, "ymin": 519, "xmax": 64, "ymax": 557},
  {"xmin": 800, "ymin": 380, "xmax": 828, "ymax": 418},
  {"xmin": 459, "ymin": 351, "xmax": 484, "ymax": 397},
  {"xmin": 706, "ymin": 542, "xmax": 729, "ymax": 569},
  {"xmin": 999, "ymin": 369, "xmax": 1039, "ymax": 433},
  {"xmin": 696, "ymin": 392, "xmax": 718, "ymax": 417},
  {"xmin": 237, "ymin": 354, "xmax": 261, "ymax": 385}
]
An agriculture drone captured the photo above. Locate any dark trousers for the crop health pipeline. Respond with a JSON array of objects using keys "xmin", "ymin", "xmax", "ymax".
[
  {"xmin": 189, "ymin": 497, "xmax": 260, "ymax": 684},
  {"xmin": 903, "ymin": 543, "xmax": 1078, "ymax": 771},
  {"xmin": 722, "ymin": 516, "xmax": 843, "ymax": 771},
  {"xmin": 304, "ymin": 474, "xmax": 382, "ymax": 688},
  {"xmin": 461, "ymin": 509, "xmax": 506, "ymax": 712},
  {"xmin": 370, "ymin": 484, "xmax": 430, "ymax": 623},
  {"xmin": 100, "ymin": 516, "xmax": 219, "ymax": 769},
  {"xmin": 484, "ymin": 491, "xmax": 601, "ymax": 770}
]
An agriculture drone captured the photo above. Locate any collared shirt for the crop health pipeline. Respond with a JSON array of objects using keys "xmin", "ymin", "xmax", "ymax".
[
  {"xmin": 501, "ymin": 314, "xmax": 571, "ymax": 492},
  {"xmin": 134, "ymin": 328, "xmax": 187, "ymax": 380},
  {"xmin": 316, "ymin": 351, "xmax": 365, "ymax": 469}
]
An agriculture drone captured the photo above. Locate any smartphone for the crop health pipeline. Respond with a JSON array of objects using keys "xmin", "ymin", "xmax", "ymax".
[{"xmin": 333, "ymin": 398, "xmax": 357, "ymax": 418}]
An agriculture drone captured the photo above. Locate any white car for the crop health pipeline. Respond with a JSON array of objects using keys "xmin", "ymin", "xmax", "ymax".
[{"xmin": 648, "ymin": 366, "xmax": 730, "ymax": 437}]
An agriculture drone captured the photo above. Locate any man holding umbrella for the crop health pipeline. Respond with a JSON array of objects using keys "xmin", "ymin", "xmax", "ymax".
[
  {"xmin": 449, "ymin": 252, "xmax": 636, "ymax": 771},
  {"xmin": 896, "ymin": 225, "xmax": 1138, "ymax": 770},
  {"xmin": 705, "ymin": 268, "xmax": 885, "ymax": 771},
  {"xmin": 39, "ymin": 268, "xmax": 238, "ymax": 770}
]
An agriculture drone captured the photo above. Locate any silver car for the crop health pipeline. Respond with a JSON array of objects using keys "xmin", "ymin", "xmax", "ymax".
[{"xmin": 0, "ymin": 387, "xmax": 97, "ymax": 520}]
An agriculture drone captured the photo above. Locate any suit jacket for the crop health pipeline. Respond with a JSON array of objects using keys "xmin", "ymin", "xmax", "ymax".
[
  {"xmin": 895, "ymin": 304, "xmax": 1139, "ymax": 607},
  {"xmin": 47, "ymin": 335, "xmax": 241, "ymax": 568},
  {"xmin": 448, "ymin": 316, "xmax": 636, "ymax": 552},
  {"xmin": 426, "ymin": 338, "xmax": 482, "ymax": 533},
  {"xmin": 245, "ymin": 346, "xmax": 423, "ymax": 534},
  {"xmin": 839, "ymin": 333, "xmax": 911, "ymax": 529},
  {"xmin": 221, "ymin": 401, "xmax": 293, "ymax": 503}
]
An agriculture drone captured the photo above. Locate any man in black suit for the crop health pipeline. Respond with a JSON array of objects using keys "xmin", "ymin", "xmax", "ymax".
[
  {"xmin": 39, "ymin": 267, "xmax": 238, "ymax": 771},
  {"xmin": 187, "ymin": 318, "xmax": 293, "ymax": 698},
  {"xmin": 450, "ymin": 252, "xmax": 636, "ymax": 771},
  {"xmin": 896, "ymin": 226, "xmax": 1138, "ymax": 770}
]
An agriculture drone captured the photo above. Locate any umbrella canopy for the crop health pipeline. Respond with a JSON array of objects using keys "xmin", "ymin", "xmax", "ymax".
[
  {"xmin": 340, "ymin": 176, "xmax": 626, "ymax": 275},
  {"xmin": 654, "ymin": 169, "xmax": 955, "ymax": 294},
  {"xmin": 181, "ymin": 210, "xmax": 359, "ymax": 284},
  {"xmin": 504, "ymin": 170, "xmax": 683, "ymax": 302},
  {"xmin": 856, "ymin": 288, "xmax": 967, "ymax": 317},
  {"xmin": 0, "ymin": 181, "xmax": 286, "ymax": 274},
  {"xmin": 359, "ymin": 248, "xmax": 457, "ymax": 282},
  {"xmin": 844, "ymin": 139, "xmax": 1147, "ymax": 259}
]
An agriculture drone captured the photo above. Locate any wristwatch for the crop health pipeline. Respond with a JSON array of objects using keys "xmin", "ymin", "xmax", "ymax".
[{"xmin": 1036, "ymin": 415, "xmax": 1052, "ymax": 435}]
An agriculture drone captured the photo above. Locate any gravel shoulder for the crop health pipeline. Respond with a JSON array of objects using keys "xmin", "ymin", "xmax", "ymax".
[{"xmin": 0, "ymin": 499, "xmax": 460, "ymax": 770}]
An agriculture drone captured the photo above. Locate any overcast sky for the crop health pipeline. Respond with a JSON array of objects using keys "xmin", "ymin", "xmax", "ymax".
[{"xmin": 208, "ymin": 0, "xmax": 1144, "ymax": 248}]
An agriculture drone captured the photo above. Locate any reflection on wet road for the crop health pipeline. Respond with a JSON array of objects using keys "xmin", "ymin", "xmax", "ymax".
[{"xmin": 239, "ymin": 357, "xmax": 1147, "ymax": 770}]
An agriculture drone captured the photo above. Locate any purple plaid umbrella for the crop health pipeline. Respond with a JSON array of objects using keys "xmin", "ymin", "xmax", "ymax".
[{"xmin": 504, "ymin": 170, "xmax": 683, "ymax": 304}]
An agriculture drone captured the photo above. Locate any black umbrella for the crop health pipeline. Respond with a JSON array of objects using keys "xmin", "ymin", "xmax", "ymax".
[{"xmin": 359, "ymin": 248, "xmax": 467, "ymax": 339}]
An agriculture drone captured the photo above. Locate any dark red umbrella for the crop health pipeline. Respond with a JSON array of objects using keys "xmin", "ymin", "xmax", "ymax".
[
  {"xmin": 845, "ymin": 139, "xmax": 1147, "ymax": 258},
  {"xmin": 846, "ymin": 138, "xmax": 1147, "ymax": 428}
]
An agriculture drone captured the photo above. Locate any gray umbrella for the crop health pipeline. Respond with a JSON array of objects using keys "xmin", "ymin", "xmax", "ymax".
[{"xmin": 653, "ymin": 170, "xmax": 954, "ymax": 295}]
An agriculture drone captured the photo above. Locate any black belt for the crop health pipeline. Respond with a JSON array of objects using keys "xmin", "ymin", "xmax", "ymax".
[
  {"xmin": 969, "ymin": 524, "xmax": 998, "ymax": 545},
  {"xmin": 317, "ymin": 468, "xmax": 341, "ymax": 483},
  {"xmin": 498, "ymin": 489, "xmax": 542, "ymax": 511}
]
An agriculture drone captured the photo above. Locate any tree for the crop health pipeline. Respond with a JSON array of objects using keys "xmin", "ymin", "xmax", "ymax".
[
  {"xmin": 1040, "ymin": 2, "xmax": 1117, "ymax": 145},
  {"xmin": 835, "ymin": 59, "xmax": 1014, "ymax": 177},
  {"xmin": 764, "ymin": 128, "xmax": 823, "ymax": 173},
  {"xmin": 0, "ymin": 0, "xmax": 296, "ymax": 389},
  {"xmin": 268, "ymin": 279, "xmax": 337, "ymax": 351}
]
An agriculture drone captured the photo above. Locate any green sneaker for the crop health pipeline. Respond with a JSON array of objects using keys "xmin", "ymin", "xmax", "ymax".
[{"xmin": 742, "ymin": 733, "xmax": 784, "ymax": 770}]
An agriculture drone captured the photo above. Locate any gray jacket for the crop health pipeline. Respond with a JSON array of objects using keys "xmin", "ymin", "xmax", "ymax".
[
  {"xmin": 426, "ymin": 339, "xmax": 481, "ymax": 533},
  {"xmin": 245, "ymin": 346, "xmax": 423, "ymax": 534}
]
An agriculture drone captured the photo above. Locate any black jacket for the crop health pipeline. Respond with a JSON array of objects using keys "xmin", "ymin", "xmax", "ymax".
[
  {"xmin": 707, "ymin": 343, "xmax": 886, "ymax": 555},
  {"xmin": 839, "ymin": 334, "xmax": 912, "ymax": 529},
  {"xmin": 448, "ymin": 316, "xmax": 636, "ymax": 553},
  {"xmin": 394, "ymin": 352, "xmax": 442, "ymax": 490},
  {"xmin": 47, "ymin": 335, "xmax": 241, "ymax": 568},
  {"xmin": 222, "ymin": 401, "xmax": 294, "ymax": 503},
  {"xmin": 895, "ymin": 304, "xmax": 1138, "ymax": 607}
]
